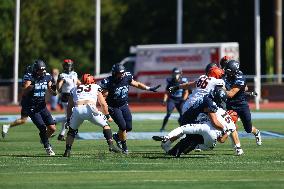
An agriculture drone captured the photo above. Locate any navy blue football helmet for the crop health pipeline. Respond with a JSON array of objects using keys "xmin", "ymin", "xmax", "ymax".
[
  {"xmin": 172, "ymin": 67, "xmax": 182, "ymax": 80},
  {"xmin": 211, "ymin": 86, "xmax": 227, "ymax": 109},
  {"xmin": 111, "ymin": 64, "xmax": 125, "ymax": 80},
  {"xmin": 224, "ymin": 60, "xmax": 240, "ymax": 77},
  {"xmin": 33, "ymin": 59, "xmax": 46, "ymax": 77}
]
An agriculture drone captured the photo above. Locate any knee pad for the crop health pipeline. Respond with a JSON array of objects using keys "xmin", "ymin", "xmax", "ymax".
[{"xmin": 67, "ymin": 128, "xmax": 78, "ymax": 137}]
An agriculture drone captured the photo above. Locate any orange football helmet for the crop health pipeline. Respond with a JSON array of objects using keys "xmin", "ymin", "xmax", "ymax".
[
  {"xmin": 207, "ymin": 67, "xmax": 224, "ymax": 79},
  {"xmin": 227, "ymin": 110, "xmax": 238, "ymax": 124},
  {"xmin": 81, "ymin": 74, "xmax": 95, "ymax": 85}
]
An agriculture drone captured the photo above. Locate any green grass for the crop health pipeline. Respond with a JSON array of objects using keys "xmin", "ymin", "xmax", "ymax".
[{"xmin": 0, "ymin": 119, "xmax": 284, "ymax": 189}]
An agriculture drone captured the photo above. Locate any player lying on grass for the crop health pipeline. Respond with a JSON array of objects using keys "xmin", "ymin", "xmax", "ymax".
[
  {"xmin": 63, "ymin": 74, "xmax": 121, "ymax": 157},
  {"xmin": 153, "ymin": 87, "xmax": 243, "ymax": 157}
]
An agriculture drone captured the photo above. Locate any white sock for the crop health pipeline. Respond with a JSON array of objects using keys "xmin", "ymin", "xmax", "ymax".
[
  {"xmin": 59, "ymin": 123, "xmax": 66, "ymax": 136},
  {"xmin": 167, "ymin": 127, "xmax": 183, "ymax": 139},
  {"xmin": 234, "ymin": 143, "xmax": 241, "ymax": 148}
]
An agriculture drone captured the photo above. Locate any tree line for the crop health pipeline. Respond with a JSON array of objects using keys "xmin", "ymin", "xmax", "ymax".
[{"xmin": 0, "ymin": 0, "xmax": 276, "ymax": 79}]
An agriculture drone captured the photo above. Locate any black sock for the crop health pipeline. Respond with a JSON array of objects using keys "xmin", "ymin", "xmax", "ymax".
[
  {"xmin": 39, "ymin": 132, "xmax": 49, "ymax": 148},
  {"xmin": 66, "ymin": 144, "xmax": 72, "ymax": 150},
  {"xmin": 103, "ymin": 129, "xmax": 113, "ymax": 145}
]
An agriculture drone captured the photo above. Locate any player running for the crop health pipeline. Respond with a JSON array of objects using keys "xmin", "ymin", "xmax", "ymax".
[
  {"xmin": 63, "ymin": 74, "xmax": 121, "ymax": 157},
  {"xmin": 224, "ymin": 60, "xmax": 262, "ymax": 145},
  {"xmin": 22, "ymin": 60, "xmax": 57, "ymax": 156},
  {"xmin": 2, "ymin": 65, "xmax": 33, "ymax": 138},
  {"xmin": 56, "ymin": 59, "xmax": 80, "ymax": 141},
  {"xmin": 100, "ymin": 64, "xmax": 161, "ymax": 154},
  {"xmin": 160, "ymin": 67, "xmax": 189, "ymax": 132}
]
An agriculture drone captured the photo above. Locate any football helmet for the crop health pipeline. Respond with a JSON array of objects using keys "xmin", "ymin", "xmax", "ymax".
[
  {"xmin": 172, "ymin": 67, "xmax": 182, "ymax": 80},
  {"xmin": 211, "ymin": 86, "xmax": 227, "ymax": 109},
  {"xmin": 224, "ymin": 60, "xmax": 240, "ymax": 77},
  {"xmin": 111, "ymin": 64, "xmax": 125, "ymax": 81},
  {"xmin": 33, "ymin": 59, "xmax": 46, "ymax": 77},
  {"xmin": 220, "ymin": 56, "xmax": 231, "ymax": 69},
  {"xmin": 205, "ymin": 62, "xmax": 218, "ymax": 74},
  {"xmin": 81, "ymin": 74, "xmax": 95, "ymax": 85},
  {"xmin": 207, "ymin": 67, "xmax": 224, "ymax": 79},
  {"xmin": 62, "ymin": 59, "xmax": 74, "ymax": 73}
]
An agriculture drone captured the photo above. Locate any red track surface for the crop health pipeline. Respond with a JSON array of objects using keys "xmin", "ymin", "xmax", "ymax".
[{"xmin": 0, "ymin": 101, "xmax": 283, "ymax": 114}]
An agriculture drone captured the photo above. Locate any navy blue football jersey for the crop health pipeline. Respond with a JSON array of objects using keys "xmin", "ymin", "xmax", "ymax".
[
  {"xmin": 21, "ymin": 68, "xmax": 34, "ymax": 107},
  {"xmin": 181, "ymin": 95, "xmax": 218, "ymax": 124},
  {"xmin": 25, "ymin": 73, "xmax": 53, "ymax": 108},
  {"xmin": 166, "ymin": 77, "xmax": 188, "ymax": 100},
  {"xmin": 225, "ymin": 70, "xmax": 248, "ymax": 105},
  {"xmin": 100, "ymin": 72, "xmax": 133, "ymax": 107}
]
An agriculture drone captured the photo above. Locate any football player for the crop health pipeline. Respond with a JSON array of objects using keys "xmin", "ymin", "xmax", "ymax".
[
  {"xmin": 63, "ymin": 74, "xmax": 120, "ymax": 157},
  {"xmin": 100, "ymin": 64, "xmax": 161, "ymax": 154},
  {"xmin": 160, "ymin": 68, "xmax": 189, "ymax": 132},
  {"xmin": 169, "ymin": 66, "xmax": 225, "ymax": 124},
  {"xmin": 153, "ymin": 87, "xmax": 243, "ymax": 157},
  {"xmin": 56, "ymin": 59, "xmax": 80, "ymax": 141},
  {"xmin": 22, "ymin": 60, "xmax": 57, "ymax": 156},
  {"xmin": 2, "ymin": 65, "xmax": 33, "ymax": 138},
  {"xmin": 224, "ymin": 60, "xmax": 261, "ymax": 145}
]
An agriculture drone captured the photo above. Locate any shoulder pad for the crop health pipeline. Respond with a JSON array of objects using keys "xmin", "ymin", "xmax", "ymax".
[
  {"xmin": 124, "ymin": 72, "xmax": 133, "ymax": 79},
  {"xmin": 166, "ymin": 78, "xmax": 172, "ymax": 83}
]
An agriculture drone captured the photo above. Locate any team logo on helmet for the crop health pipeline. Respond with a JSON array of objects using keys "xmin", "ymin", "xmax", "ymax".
[
  {"xmin": 224, "ymin": 60, "xmax": 240, "ymax": 77},
  {"xmin": 33, "ymin": 59, "xmax": 46, "ymax": 77},
  {"xmin": 111, "ymin": 64, "xmax": 125, "ymax": 81}
]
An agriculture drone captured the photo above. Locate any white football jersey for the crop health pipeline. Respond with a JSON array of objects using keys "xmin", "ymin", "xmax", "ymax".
[
  {"xmin": 59, "ymin": 71, "xmax": 78, "ymax": 93},
  {"xmin": 196, "ymin": 107, "xmax": 236, "ymax": 138},
  {"xmin": 70, "ymin": 84, "xmax": 101, "ymax": 104},
  {"xmin": 182, "ymin": 75, "xmax": 225, "ymax": 114}
]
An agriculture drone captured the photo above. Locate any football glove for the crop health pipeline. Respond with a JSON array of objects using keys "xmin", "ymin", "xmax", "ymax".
[
  {"xmin": 245, "ymin": 91, "xmax": 258, "ymax": 97},
  {"xmin": 149, "ymin": 85, "xmax": 161, "ymax": 92}
]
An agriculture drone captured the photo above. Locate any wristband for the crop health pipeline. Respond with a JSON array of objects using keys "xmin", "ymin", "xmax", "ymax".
[{"xmin": 105, "ymin": 114, "xmax": 111, "ymax": 119}]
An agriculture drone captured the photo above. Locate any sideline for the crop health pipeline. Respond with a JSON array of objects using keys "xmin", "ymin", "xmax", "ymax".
[{"xmin": 1, "ymin": 112, "xmax": 284, "ymax": 123}]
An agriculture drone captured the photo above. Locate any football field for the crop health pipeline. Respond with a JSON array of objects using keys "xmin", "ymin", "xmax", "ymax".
[{"xmin": 0, "ymin": 116, "xmax": 284, "ymax": 189}]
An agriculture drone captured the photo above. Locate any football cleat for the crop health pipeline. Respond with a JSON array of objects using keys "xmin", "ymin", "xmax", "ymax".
[
  {"xmin": 121, "ymin": 142, "xmax": 129, "ymax": 155},
  {"xmin": 112, "ymin": 133, "xmax": 123, "ymax": 150},
  {"xmin": 255, "ymin": 130, "xmax": 262, "ymax": 146},
  {"xmin": 57, "ymin": 134, "xmax": 65, "ymax": 141},
  {"xmin": 161, "ymin": 140, "xmax": 171, "ymax": 153},
  {"xmin": 45, "ymin": 146, "xmax": 55, "ymax": 156},
  {"xmin": 108, "ymin": 144, "xmax": 122, "ymax": 153},
  {"xmin": 152, "ymin": 135, "xmax": 168, "ymax": 142},
  {"xmin": 2, "ymin": 124, "xmax": 10, "ymax": 138},
  {"xmin": 194, "ymin": 145, "xmax": 202, "ymax": 152},
  {"xmin": 63, "ymin": 149, "xmax": 71, "ymax": 157},
  {"xmin": 235, "ymin": 147, "xmax": 244, "ymax": 156}
]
